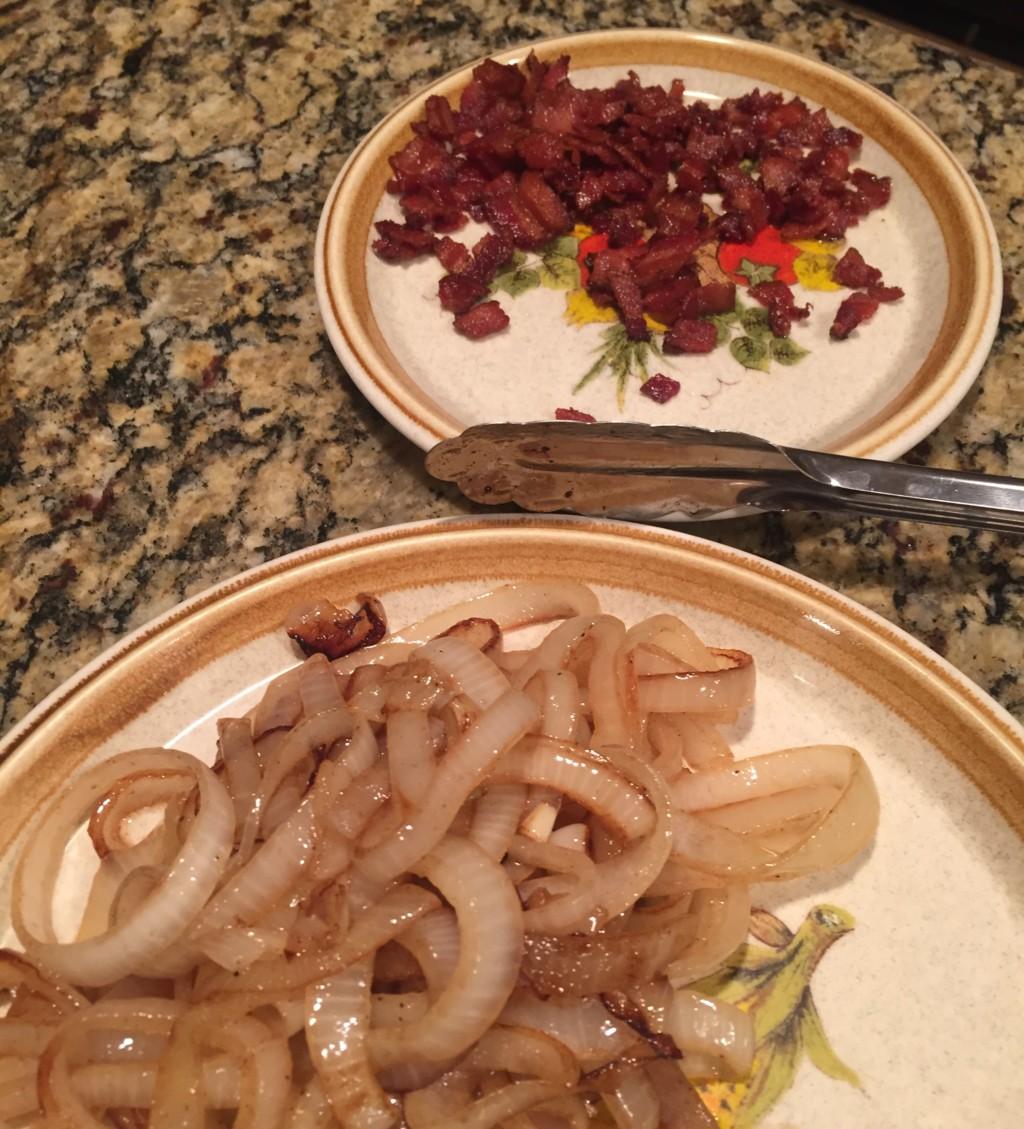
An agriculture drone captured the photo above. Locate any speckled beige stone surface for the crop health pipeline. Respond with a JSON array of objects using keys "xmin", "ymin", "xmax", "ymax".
[{"xmin": 1, "ymin": 0, "xmax": 1021, "ymax": 736}]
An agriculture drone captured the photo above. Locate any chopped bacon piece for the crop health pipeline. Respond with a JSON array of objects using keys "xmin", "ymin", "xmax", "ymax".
[
  {"xmin": 423, "ymin": 94, "xmax": 457, "ymax": 140},
  {"xmin": 663, "ymin": 318, "xmax": 717, "ymax": 354},
  {"xmin": 387, "ymin": 136, "xmax": 458, "ymax": 193},
  {"xmin": 469, "ymin": 231, "xmax": 514, "ymax": 283},
  {"xmin": 518, "ymin": 170, "xmax": 571, "ymax": 235},
  {"xmin": 436, "ymin": 236, "xmax": 473, "ymax": 274},
  {"xmin": 866, "ymin": 284, "xmax": 904, "ymax": 303},
  {"xmin": 642, "ymin": 278, "xmax": 699, "ymax": 325},
  {"xmin": 518, "ymin": 131, "xmax": 567, "ymax": 170},
  {"xmin": 759, "ymin": 155, "xmax": 800, "ymax": 195},
  {"xmin": 555, "ymin": 407, "xmax": 596, "ymax": 422},
  {"xmin": 483, "ymin": 175, "xmax": 548, "ymax": 248},
  {"xmin": 694, "ymin": 282, "xmax": 737, "ymax": 315},
  {"xmin": 849, "ymin": 168, "xmax": 891, "ymax": 212},
  {"xmin": 472, "ymin": 57, "xmax": 527, "ymax": 98},
  {"xmin": 640, "ymin": 373, "xmax": 681, "ymax": 403},
  {"xmin": 371, "ymin": 220, "xmax": 436, "ymax": 262},
  {"xmin": 588, "ymin": 246, "xmax": 646, "ymax": 291},
  {"xmin": 532, "ymin": 82, "xmax": 587, "ymax": 134},
  {"xmin": 804, "ymin": 144, "xmax": 851, "ymax": 181},
  {"xmin": 830, "ymin": 292, "xmax": 880, "ymax": 340},
  {"xmin": 608, "ymin": 270, "xmax": 649, "ymax": 341},
  {"xmin": 596, "ymin": 203, "xmax": 646, "ymax": 247},
  {"xmin": 398, "ymin": 192, "xmax": 465, "ymax": 232},
  {"xmin": 651, "ymin": 189, "xmax": 703, "ymax": 236},
  {"xmin": 632, "ymin": 233, "xmax": 703, "ymax": 290},
  {"xmin": 453, "ymin": 300, "xmax": 509, "ymax": 339},
  {"xmin": 438, "ymin": 273, "xmax": 487, "ymax": 314},
  {"xmin": 833, "ymin": 247, "xmax": 882, "ymax": 289},
  {"xmin": 748, "ymin": 280, "xmax": 811, "ymax": 337}
]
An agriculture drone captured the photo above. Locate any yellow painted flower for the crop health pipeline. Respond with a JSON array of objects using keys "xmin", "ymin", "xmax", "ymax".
[
  {"xmin": 563, "ymin": 288, "xmax": 666, "ymax": 332},
  {"xmin": 791, "ymin": 238, "xmax": 844, "ymax": 254},
  {"xmin": 792, "ymin": 239, "xmax": 845, "ymax": 291},
  {"xmin": 565, "ymin": 288, "xmax": 619, "ymax": 327}
]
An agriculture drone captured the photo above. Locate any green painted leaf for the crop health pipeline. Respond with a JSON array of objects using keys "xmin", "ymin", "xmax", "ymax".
[
  {"xmin": 770, "ymin": 336, "xmax": 810, "ymax": 365},
  {"xmin": 491, "ymin": 266, "xmax": 541, "ymax": 297},
  {"xmin": 709, "ymin": 314, "xmax": 735, "ymax": 346},
  {"xmin": 538, "ymin": 253, "xmax": 581, "ymax": 290},
  {"xmin": 545, "ymin": 234, "xmax": 580, "ymax": 259},
  {"xmin": 739, "ymin": 257, "xmax": 778, "ymax": 286},
  {"xmin": 730, "ymin": 335, "xmax": 771, "ymax": 372},
  {"xmin": 739, "ymin": 306, "xmax": 772, "ymax": 336},
  {"xmin": 572, "ymin": 322, "xmax": 656, "ymax": 409}
]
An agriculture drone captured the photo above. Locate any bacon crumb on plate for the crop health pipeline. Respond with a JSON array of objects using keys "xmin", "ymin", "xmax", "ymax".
[
  {"xmin": 830, "ymin": 291, "xmax": 880, "ymax": 340},
  {"xmin": 453, "ymin": 300, "xmax": 510, "ymax": 338},
  {"xmin": 639, "ymin": 373, "xmax": 682, "ymax": 403},
  {"xmin": 663, "ymin": 318, "xmax": 717, "ymax": 354}
]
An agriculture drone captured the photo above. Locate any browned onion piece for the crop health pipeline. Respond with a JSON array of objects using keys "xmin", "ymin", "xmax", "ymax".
[
  {"xmin": 439, "ymin": 616, "xmax": 502, "ymax": 652},
  {"xmin": 666, "ymin": 887, "xmax": 751, "ymax": 989},
  {"xmin": 87, "ymin": 769, "xmax": 195, "ymax": 859},
  {"xmin": 370, "ymin": 836, "xmax": 523, "ymax": 1069},
  {"xmin": 204, "ymin": 885, "xmax": 440, "ymax": 997},
  {"xmin": 636, "ymin": 649, "xmax": 754, "ymax": 716},
  {"xmin": 672, "ymin": 745, "xmax": 854, "ymax": 812},
  {"xmin": 499, "ymin": 992, "xmax": 635, "ymax": 1070},
  {"xmin": 465, "ymin": 1025, "xmax": 580, "ymax": 1086},
  {"xmin": 494, "ymin": 739, "xmax": 653, "ymax": 841},
  {"xmin": 522, "ymin": 916, "xmax": 693, "ymax": 997},
  {"xmin": 397, "ymin": 583, "xmax": 600, "ymax": 643},
  {"xmin": 0, "ymin": 949, "xmax": 88, "ymax": 1014},
  {"xmin": 643, "ymin": 1060, "xmax": 718, "ymax": 1127},
  {"xmin": 603, "ymin": 1066, "xmax": 661, "ymax": 1129},
  {"xmin": 286, "ymin": 594, "xmax": 387, "ymax": 660},
  {"xmin": 306, "ymin": 957, "xmax": 397, "ymax": 1128},
  {"xmin": 358, "ymin": 690, "xmax": 540, "ymax": 884}
]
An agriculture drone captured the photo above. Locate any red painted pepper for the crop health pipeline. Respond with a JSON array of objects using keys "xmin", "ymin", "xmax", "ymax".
[
  {"xmin": 718, "ymin": 225, "xmax": 800, "ymax": 286},
  {"xmin": 576, "ymin": 231, "xmax": 610, "ymax": 287}
]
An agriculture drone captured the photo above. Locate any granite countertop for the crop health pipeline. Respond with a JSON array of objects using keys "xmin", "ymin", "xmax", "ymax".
[{"xmin": 1, "ymin": 0, "xmax": 1021, "ymax": 737}]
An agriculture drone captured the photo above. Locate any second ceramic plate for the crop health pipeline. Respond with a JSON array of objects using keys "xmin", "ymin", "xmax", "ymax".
[
  {"xmin": 1, "ymin": 516, "xmax": 1022, "ymax": 1127},
  {"xmin": 316, "ymin": 29, "xmax": 1000, "ymax": 458}
]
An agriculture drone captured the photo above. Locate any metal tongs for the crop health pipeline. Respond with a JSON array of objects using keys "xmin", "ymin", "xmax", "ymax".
[{"xmin": 425, "ymin": 422, "xmax": 1024, "ymax": 533}]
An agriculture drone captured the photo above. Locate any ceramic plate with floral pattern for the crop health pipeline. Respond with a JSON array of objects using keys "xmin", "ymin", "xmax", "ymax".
[
  {"xmin": 315, "ymin": 29, "xmax": 1000, "ymax": 459},
  {"xmin": 0, "ymin": 517, "xmax": 1021, "ymax": 1127}
]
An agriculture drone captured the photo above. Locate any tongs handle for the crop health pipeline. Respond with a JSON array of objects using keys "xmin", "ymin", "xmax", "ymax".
[{"xmin": 771, "ymin": 449, "xmax": 1024, "ymax": 535}]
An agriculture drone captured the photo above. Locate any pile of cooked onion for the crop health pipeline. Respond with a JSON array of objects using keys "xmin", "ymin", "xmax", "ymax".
[{"xmin": 0, "ymin": 582, "xmax": 878, "ymax": 1127}]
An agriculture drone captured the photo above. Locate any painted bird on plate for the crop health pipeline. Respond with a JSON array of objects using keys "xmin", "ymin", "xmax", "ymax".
[{"xmin": 692, "ymin": 904, "xmax": 862, "ymax": 1129}]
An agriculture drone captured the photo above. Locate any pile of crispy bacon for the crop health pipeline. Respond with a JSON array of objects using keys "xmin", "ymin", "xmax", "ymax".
[{"xmin": 372, "ymin": 53, "xmax": 901, "ymax": 344}]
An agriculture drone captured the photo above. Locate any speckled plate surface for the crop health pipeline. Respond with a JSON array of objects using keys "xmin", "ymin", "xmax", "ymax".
[
  {"xmin": 316, "ymin": 28, "xmax": 1001, "ymax": 460},
  {"xmin": 0, "ymin": 516, "xmax": 1021, "ymax": 1127}
]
